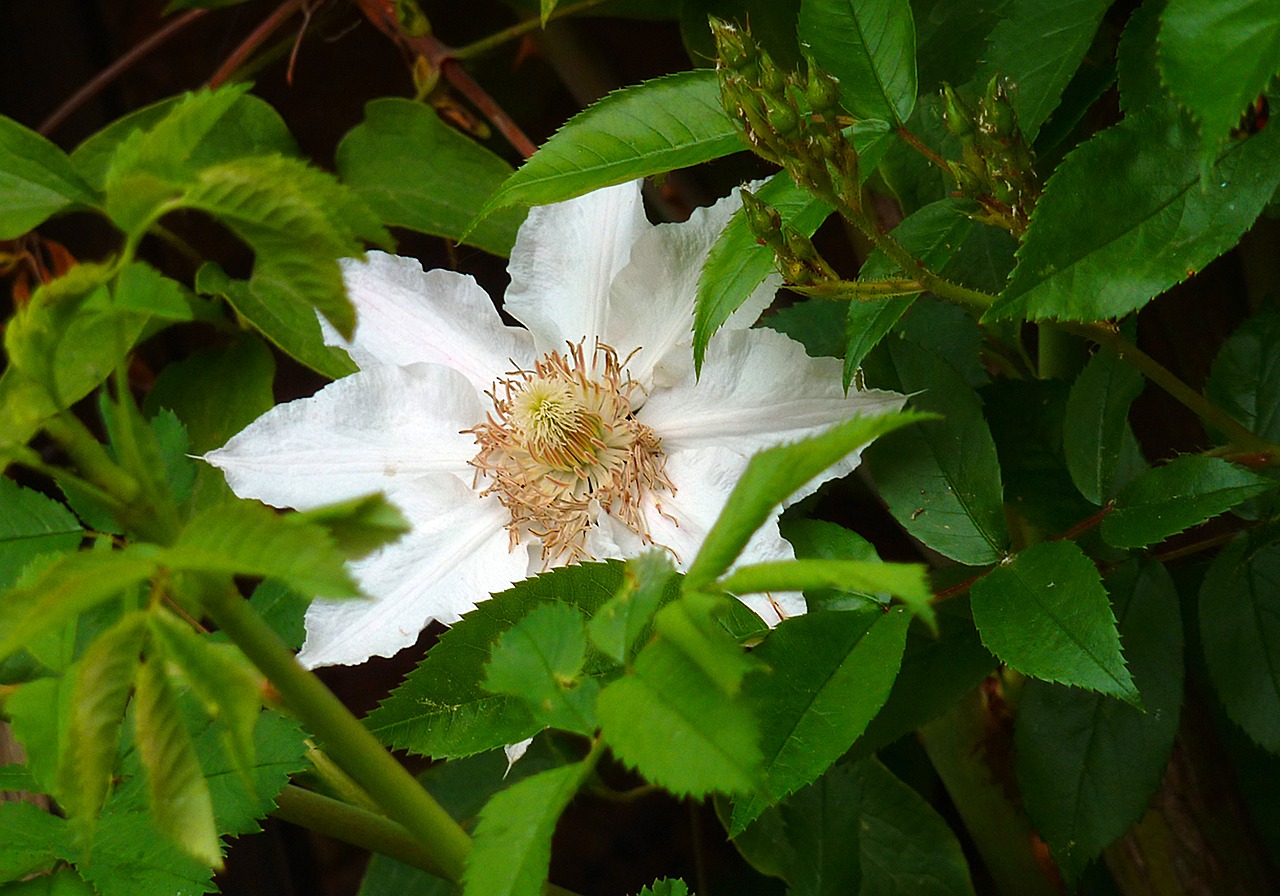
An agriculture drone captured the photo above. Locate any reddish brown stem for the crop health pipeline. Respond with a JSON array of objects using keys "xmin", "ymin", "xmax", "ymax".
[
  {"xmin": 206, "ymin": 0, "xmax": 307, "ymax": 89},
  {"xmin": 895, "ymin": 125, "xmax": 949, "ymax": 171},
  {"xmin": 39, "ymin": 9, "xmax": 208, "ymax": 136}
]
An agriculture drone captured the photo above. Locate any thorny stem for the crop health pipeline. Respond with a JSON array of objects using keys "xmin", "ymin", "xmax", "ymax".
[
  {"xmin": 207, "ymin": 0, "xmax": 308, "ymax": 88},
  {"xmin": 452, "ymin": 0, "xmax": 610, "ymax": 60}
]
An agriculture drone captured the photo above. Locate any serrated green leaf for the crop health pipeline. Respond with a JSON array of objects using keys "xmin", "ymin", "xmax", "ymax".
[
  {"xmin": 631, "ymin": 881, "xmax": 690, "ymax": 896},
  {"xmin": 1017, "ymin": 561, "xmax": 1183, "ymax": 882},
  {"xmin": 194, "ymin": 709, "xmax": 308, "ymax": 837},
  {"xmin": 684, "ymin": 410, "xmax": 922, "ymax": 590},
  {"xmin": 112, "ymin": 261, "xmax": 192, "ymax": 321},
  {"xmin": 484, "ymin": 603, "xmax": 597, "ymax": 735},
  {"xmin": 0, "ymin": 114, "xmax": 96, "ymax": 238},
  {"xmin": 862, "ymin": 339, "xmax": 1009, "ymax": 564},
  {"xmin": 799, "ymin": 0, "xmax": 918, "ymax": 125},
  {"xmin": 975, "ymin": 0, "xmax": 1110, "ymax": 140},
  {"xmin": 730, "ymin": 607, "xmax": 910, "ymax": 834},
  {"xmin": 0, "ymin": 801, "xmax": 70, "ymax": 882},
  {"xmin": 1206, "ymin": 309, "xmax": 1280, "ymax": 442},
  {"xmin": 475, "ymin": 70, "xmax": 740, "ymax": 217},
  {"xmin": 654, "ymin": 590, "xmax": 758, "ymax": 695},
  {"xmin": 914, "ymin": 0, "xmax": 1012, "ymax": 91},
  {"xmin": 989, "ymin": 105, "xmax": 1280, "ymax": 322},
  {"xmin": 0, "ymin": 867, "xmax": 97, "ymax": 895},
  {"xmin": 1064, "ymin": 347, "xmax": 1148, "ymax": 505},
  {"xmin": 971, "ymin": 540, "xmax": 1138, "ymax": 704},
  {"xmin": 75, "ymin": 790, "xmax": 213, "ymax": 896},
  {"xmin": 337, "ymin": 98, "xmax": 525, "ymax": 256},
  {"xmin": 149, "ymin": 409, "xmax": 197, "ymax": 508},
  {"xmin": 5, "ymin": 678, "xmax": 70, "ymax": 795},
  {"xmin": 57, "ymin": 612, "xmax": 147, "ymax": 825},
  {"xmin": 778, "ymin": 518, "xmax": 884, "ymax": 611},
  {"xmin": 194, "ymin": 262, "xmax": 355, "ymax": 379},
  {"xmin": 1116, "ymin": 0, "xmax": 1167, "ymax": 115},
  {"xmin": 1200, "ymin": 533, "xmax": 1280, "ymax": 752},
  {"xmin": 462, "ymin": 761, "xmax": 591, "ymax": 896},
  {"xmin": 166, "ymin": 500, "xmax": 358, "ymax": 598},
  {"xmin": 764, "ymin": 296, "xmax": 847, "ymax": 359},
  {"xmin": 370, "ymin": 563, "xmax": 638, "ymax": 759},
  {"xmin": 0, "ymin": 478, "xmax": 82, "ymax": 590},
  {"xmin": 133, "ymin": 657, "xmax": 220, "ymax": 867},
  {"xmin": 717, "ymin": 558, "xmax": 934, "ymax": 627},
  {"xmin": 1159, "ymin": 0, "xmax": 1280, "ymax": 146},
  {"xmin": 248, "ymin": 579, "xmax": 309, "ymax": 651},
  {"xmin": 588, "ymin": 551, "xmax": 678, "ymax": 664},
  {"xmin": 1101, "ymin": 455, "xmax": 1276, "ymax": 548}
]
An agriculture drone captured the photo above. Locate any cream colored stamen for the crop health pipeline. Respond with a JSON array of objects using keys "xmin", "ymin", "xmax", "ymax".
[{"xmin": 468, "ymin": 342, "xmax": 674, "ymax": 565}]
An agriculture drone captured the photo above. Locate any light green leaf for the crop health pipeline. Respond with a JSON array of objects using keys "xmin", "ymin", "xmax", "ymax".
[
  {"xmin": 1100, "ymin": 455, "xmax": 1276, "ymax": 549},
  {"xmin": 484, "ymin": 603, "xmax": 597, "ymax": 736},
  {"xmin": 798, "ymin": 0, "xmax": 918, "ymax": 125},
  {"xmin": 0, "ymin": 801, "xmax": 70, "ymax": 883},
  {"xmin": 988, "ymin": 105, "xmax": 1280, "ymax": 322},
  {"xmin": 112, "ymin": 261, "xmax": 192, "ymax": 321},
  {"xmin": 462, "ymin": 761, "xmax": 591, "ymax": 896},
  {"xmin": 632, "ymin": 881, "xmax": 690, "ymax": 896},
  {"xmin": 475, "ymin": 70, "xmax": 740, "ymax": 216},
  {"xmin": 1200, "ymin": 533, "xmax": 1280, "ymax": 752},
  {"xmin": 1017, "ymin": 561, "xmax": 1183, "ymax": 882},
  {"xmin": 970, "ymin": 540, "xmax": 1139, "ymax": 704},
  {"xmin": 684, "ymin": 410, "xmax": 923, "ymax": 590},
  {"xmin": 337, "ymin": 98, "xmax": 525, "ymax": 256},
  {"xmin": 0, "ymin": 867, "xmax": 96, "ymax": 895},
  {"xmin": 5, "ymin": 678, "xmax": 70, "ymax": 795},
  {"xmin": 717, "ymin": 558, "xmax": 934, "ymax": 627},
  {"xmin": 133, "ymin": 657, "xmax": 220, "ymax": 867},
  {"xmin": 588, "ymin": 551, "xmax": 678, "ymax": 665},
  {"xmin": 0, "ymin": 114, "xmax": 96, "ymax": 238},
  {"xmin": 730, "ymin": 607, "xmax": 910, "ymax": 834},
  {"xmin": 862, "ymin": 339, "xmax": 1009, "ymax": 565},
  {"xmin": 778, "ymin": 518, "xmax": 885, "ymax": 611},
  {"xmin": 974, "ymin": 0, "xmax": 1110, "ymax": 140},
  {"xmin": 0, "ymin": 478, "xmax": 82, "ymax": 590},
  {"xmin": 1159, "ymin": 0, "xmax": 1280, "ymax": 146},
  {"xmin": 1063, "ymin": 347, "xmax": 1147, "ymax": 505}
]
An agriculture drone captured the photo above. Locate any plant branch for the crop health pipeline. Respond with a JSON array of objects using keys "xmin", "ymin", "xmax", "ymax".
[
  {"xmin": 452, "ymin": 0, "xmax": 610, "ymax": 60},
  {"xmin": 894, "ymin": 125, "xmax": 949, "ymax": 171},
  {"xmin": 206, "ymin": 0, "xmax": 307, "ymax": 88}
]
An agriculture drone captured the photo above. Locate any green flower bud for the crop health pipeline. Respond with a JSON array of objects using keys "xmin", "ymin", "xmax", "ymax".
[
  {"xmin": 941, "ymin": 84, "xmax": 976, "ymax": 139},
  {"xmin": 764, "ymin": 96, "xmax": 801, "ymax": 140},
  {"xmin": 804, "ymin": 59, "xmax": 842, "ymax": 118},
  {"xmin": 984, "ymin": 76, "xmax": 1018, "ymax": 138}
]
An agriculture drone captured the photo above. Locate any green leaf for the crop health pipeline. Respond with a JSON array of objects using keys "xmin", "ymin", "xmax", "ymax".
[
  {"xmin": 729, "ymin": 607, "xmax": 910, "ymax": 834},
  {"xmin": 484, "ymin": 604, "xmax": 598, "ymax": 736},
  {"xmin": 1159, "ymin": 0, "xmax": 1280, "ymax": 146},
  {"xmin": 192, "ymin": 709, "xmax": 308, "ymax": 837},
  {"xmin": 970, "ymin": 540, "xmax": 1139, "ymax": 704},
  {"xmin": 5, "ymin": 678, "xmax": 70, "ymax": 794},
  {"xmin": 974, "ymin": 0, "xmax": 1110, "ymax": 140},
  {"xmin": 0, "ymin": 478, "xmax": 82, "ymax": 590},
  {"xmin": 475, "ymin": 70, "xmax": 740, "ymax": 216},
  {"xmin": 0, "ymin": 801, "xmax": 70, "ymax": 882},
  {"xmin": 74, "ymin": 790, "xmax": 213, "ymax": 896},
  {"xmin": 0, "ymin": 867, "xmax": 96, "ymax": 895},
  {"xmin": 1200, "ymin": 533, "xmax": 1280, "ymax": 751},
  {"xmin": 1206, "ymin": 309, "xmax": 1280, "ymax": 442},
  {"xmin": 632, "ymin": 881, "xmax": 690, "ymax": 896},
  {"xmin": 337, "ymin": 98, "xmax": 526, "ymax": 257},
  {"xmin": 292, "ymin": 493, "xmax": 410, "ymax": 561},
  {"xmin": 133, "ymin": 656, "xmax": 220, "ymax": 867},
  {"xmin": 988, "ymin": 105, "xmax": 1280, "ymax": 322},
  {"xmin": 862, "ymin": 339, "xmax": 1009, "ymax": 564},
  {"xmin": 1064, "ymin": 348, "xmax": 1148, "ymax": 505},
  {"xmin": 1100, "ymin": 455, "xmax": 1276, "ymax": 549},
  {"xmin": 1116, "ymin": 0, "xmax": 1167, "ymax": 115},
  {"xmin": 1017, "ymin": 561, "xmax": 1183, "ymax": 882},
  {"xmin": 370, "ymin": 563, "xmax": 640, "ymax": 759},
  {"xmin": 0, "ymin": 114, "xmax": 96, "ymax": 238},
  {"xmin": 684, "ymin": 410, "xmax": 922, "ymax": 590},
  {"xmin": 798, "ymin": 0, "xmax": 918, "ymax": 126},
  {"xmin": 194, "ymin": 262, "xmax": 355, "ymax": 380},
  {"xmin": 717, "ymin": 559, "xmax": 934, "ymax": 627},
  {"xmin": 462, "ymin": 761, "xmax": 591, "ymax": 896},
  {"xmin": 113, "ymin": 261, "xmax": 193, "ymax": 321},
  {"xmin": 653, "ymin": 590, "xmax": 758, "ymax": 694},
  {"xmin": 778, "ymin": 519, "xmax": 885, "ymax": 611},
  {"xmin": 588, "ymin": 551, "xmax": 678, "ymax": 665},
  {"xmin": 57, "ymin": 613, "xmax": 147, "ymax": 825},
  {"xmin": 248, "ymin": 579, "xmax": 309, "ymax": 651}
]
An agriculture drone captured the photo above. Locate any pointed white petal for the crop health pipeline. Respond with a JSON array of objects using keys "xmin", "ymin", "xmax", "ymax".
[
  {"xmin": 333, "ymin": 252, "xmax": 533, "ymax": 392},
  {"xmin": 298, "ymin": 478, "xmax": 528, "ymax": 667},
  {"xmin": 607, "ymin": 185, "xmax": 778, "ymax": 388},
  {"xmin": 205, "ymin": 364, "xmax": 484, "ymax": 510},
  {"xmin": 504, "ymin": 181, "xmax": 649, "ymax": 352},
  {"xmin": 640, "ymin": 328, "xmax": 904, "ymax": 467}
]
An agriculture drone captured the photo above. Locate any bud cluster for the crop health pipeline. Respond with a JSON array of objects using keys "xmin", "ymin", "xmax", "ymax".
[
  {"xmin": 740, "ymin": 189, "xmax": 837, "ymax": 287},
  {"xmin": 942, "ymin": 77, "xmax": 1040, "ymax": 233}
]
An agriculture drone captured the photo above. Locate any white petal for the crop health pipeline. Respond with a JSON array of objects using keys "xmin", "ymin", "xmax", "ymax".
[
  {"xmin": 298, "ymin": 477, "xmax": 529, "ymax": 667},
  {"xmin": 607, "ymin": 185, "xmax": 778, "ymax": 388},
  {"xmin": 504, "ymin": 739, "xmax": 533, "ymax": 776},
  {"xmin": 504, "ymin": 181, "xmax": 649, "ymax": 352},
  {"xmin": 640, "ymin": 328, "xmax": 904, "ymax": 464},
  {"xmin": 333, "ymin": 252, "xmax": 533, "ymax": 392},
  {"xmin": 205, "ymin": 364, "xmax": 484, "ymax": 510}
]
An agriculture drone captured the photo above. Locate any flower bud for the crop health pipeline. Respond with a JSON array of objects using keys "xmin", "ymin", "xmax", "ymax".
[
  {"xmin": 709, "ymin": 17, "xmax": 756, "ymax": 73},
  {"xmin": 764, "ymin": 96, "xmax": 801, "ymax": 140},
  {"xmin": 741, "ymin": 190, "xmax": 785, "ymax": 249},
  {"xmin": 984, "ymin": 76, "xmax": 1018, "ymax": 139},
  {"xmin": 804, "ymin": 57, "xmax": 842, "ymax": 118},
  {"xmin": 942, "ymin": 84, "xmax": 976, "ymax": 139}
]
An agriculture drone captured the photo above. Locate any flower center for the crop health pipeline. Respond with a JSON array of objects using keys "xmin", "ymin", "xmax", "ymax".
[{"xmin": 468, "ymin": 342, "xmax": 673, "ymax": 565}]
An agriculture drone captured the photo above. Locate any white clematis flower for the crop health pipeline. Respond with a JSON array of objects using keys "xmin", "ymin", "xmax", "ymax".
[{"xmin": 206, "ymin": 180, "xmax": 901, "ymax": 668}]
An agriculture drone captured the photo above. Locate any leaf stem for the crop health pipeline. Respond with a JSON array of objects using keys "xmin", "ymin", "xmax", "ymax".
[
  {"xmin": 206, "ymin": 0, "xmax": 307, "ymax": 88},
  {"xmin": 451, "ymin": 0, "xmax": 610, "ymax": 60},
  {"xmin": 201, "ymin": 585, "xmax": 472, "ymax": 883},
  {"xmin": 790, "ymin": 278, "xmax": 924, "ymax": 302}
]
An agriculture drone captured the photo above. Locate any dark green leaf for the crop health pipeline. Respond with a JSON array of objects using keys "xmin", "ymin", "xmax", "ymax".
[
  {"xmin": 1017, "ymin": 561, "xmax": 1183, "ymax": 881},
  {"xmin": 0, "ymin": 801, "xmax": 70, "ymax": 882},
  {"xmin": 729, "ymin": 607, "xmax": 910, "ymax": 833},
  {"xmin": 0, "ymin": 114, "xmax": 96, "ymax": 238},
  {"xmin": 632, "ymin": 880, "xmax": 690, "ymax": 896},
  {"xmin": 1200, "ymin": 533, "xmax": 1280, "ymax": 751},
  {"xmin": 970, "ymin": 540, "xmax": 1138, "ymax": 704},
  {"xmin": 975, "ymin": 0, "xmax": 1111, "ymax": 140},
  {"xmin": 862, "ymin": 339, "xmax": 1009, "ymax": 564},
  {"xmin": 338, "ymin": 98, "xmax": 525, "ymax": 257},
  {"xmin": 1064, "ymin": 347, "xmax": 1148, "ymax": 505},
  {"xmin": 913, "ymin": 0, "xmax": 1012, "ymax": 91},
  {"xmin": 293, "ymin": 493, "xmax": 411, "ymax": 560},
  {"xmin": 0, "ymin": 478, "xmax": 82, "ymax": 590},
  {"xmin": 1206, "ymin": 309, "xmax": 1280, "ymax": 442},
  {"xmin": 0, "ymin": 867, "xmax": 96, "ymax": 895},
  {"xmin": 989, "ymin": 106, "xmax": 1280, "ymax": 322},
  {"xmin": 1158, "ymin": 0, "xmax": 1280, "ymax": 146},
  {"xmin": 476, "ymin": 70, "xmax": 740, "ymax": 216},
  {"xmin": 1101, "ymin": 455, "xmax": 1276, "ymax": 548},
  {"xmin": 764, "ymin": 296, "xmax": 846, "ymax": 359},
  {"xmin": 799, "ymin": 0, "xmax": 918, "ymax": 125},
  {"xmin": 149, "ymin": 410, "xmax": 197, "ymax": 508},
  {"xmin": 588, "ymin": 552, "xmax": 678, "ymax": 665},
  {"xmin": 684, "ymin": 410, "xmax": 922, "ymax": 590},
  {"xmin": 1116, "ymin": 0, "xmax": 1167, "ymax": 115},
  {"xmin": 74, "ymin": 790, "xmax": 214, "ymax": 896}
]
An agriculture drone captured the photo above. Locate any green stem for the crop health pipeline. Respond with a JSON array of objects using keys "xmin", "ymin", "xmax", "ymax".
[
  {"xmin": 872, "ymin": 229, "xmax": 997, "ymax": 311},
  {"xmin": 202, "ymin": 586, "xmax": 472, "ymax": 883},
  {"xmin": 452, "ymin": 0, "xmax": 609, "ymax": 59},
  {"xmin": 43, "ymin": 412, "xmax": 141, "ymax": 506}
]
